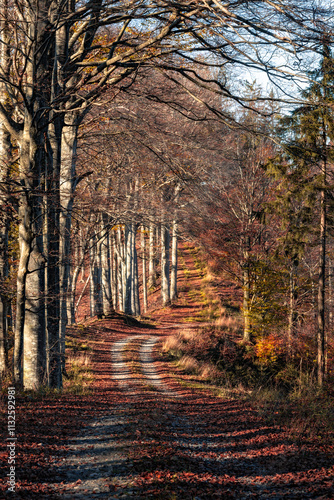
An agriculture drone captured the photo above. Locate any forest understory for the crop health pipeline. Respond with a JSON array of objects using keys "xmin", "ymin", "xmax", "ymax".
[{"xmin": 1, "ymin": 246, "xmax": 333, "ymax": 499}]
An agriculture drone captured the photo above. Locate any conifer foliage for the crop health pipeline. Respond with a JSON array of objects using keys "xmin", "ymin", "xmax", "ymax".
[{"xmin": 267, "ymin": 43, "xmax": 334, "ymax": 385}]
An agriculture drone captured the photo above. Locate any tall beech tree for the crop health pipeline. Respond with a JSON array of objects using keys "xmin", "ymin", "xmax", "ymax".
[{"xmin": 0, "ymin": 0, "xmax": 11, "ymax": 380}]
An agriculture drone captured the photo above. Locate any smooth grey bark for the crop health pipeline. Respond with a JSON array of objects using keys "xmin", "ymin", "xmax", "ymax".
[
  {"xmin": 90, "ymin": 238, "xmax": 103, "ymax": 318},
  {"xmin": 124, "ymin": 224, "xmax": 134, "ymax": 315},
  {"xmin": 111, "ymin": 231, "xmax": 118, "ymax": 310},
  {"xmin": 100, "ymin": 218, "xmax": 113, "ymax": 316},
  {"xmin": 44, "ymin": 0, "xmax": 70, "ymax": 388},
  {"xmin": 119, "ymin": 226, "xmax": 126, "ymax": 313},
  {"xmin": 45, "ymin": 113, "xmax": 62, "ymax": 387},
  {"xmin": 59, "ymin": 111, "xmax": 80, "ymax": 368},
  {"xmin": 15, "ymin": 0, "xmax": 65, "ymax": 389},
  {"xmin": 148, "ymin": 222, "xmax": 157, "ymax": 289},
  {"xmin": 19, "ymin": 121, "xmax": 46, "ymax": 390},
  {"xmin": 69, "ymin": 264, "xmax": 81, "ymax": 325},
  {"xmin": 133, "ymin": 243, "xmax": 140, "ymax": 316},
  {"xmin": 141, "ymin": 228, "xmax": 148, "ymax": 313},
  {"xmin": 124, "ymin": 223, "xmax": 140, "ymax": 316},
  {"xmin": 170, "ymin": 185, "xmax": 180, "ymax": 302},
  {"xmin": 23, "ymin": 233, "xmax": 46, "ymax": 390},
  {"xmin": 89, "ymin": 244, "xmax": 95, "ymax": 317},
  {"xmin": 170, "ymin": 219, "xmax": 178, "ymax": 301},
  {"xmin": 80, "ymin": 229, "xmax": 86, "ymax": 283},
  {"xmin": 14, "ymin": 6, "xmax": 50, "ymax": 386},
  {"xmin": 161, "ymin": 224, "xmax": 171, "ymax": 307},
  {"xmin": 114, "ymin": 226, "xmax": 125, "ymax": 312}
]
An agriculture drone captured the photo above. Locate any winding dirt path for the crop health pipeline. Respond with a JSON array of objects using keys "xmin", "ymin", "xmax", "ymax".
[
  {"xmin": 48, "ymin": 246, "xmax": 334, "ymax": 499},
  {"xmin": 51, "ymin": 326, "xmax": 334, "ymax": 499}
]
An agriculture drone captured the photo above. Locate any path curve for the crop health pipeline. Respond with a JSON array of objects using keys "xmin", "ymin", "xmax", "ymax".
[
  {"xmin": 111, "ymin": 334, "xmax": 177, "ymax": 398},
  {"xmin": 111, "ymin": 335, "xmax": 138, "ymax": 393}
]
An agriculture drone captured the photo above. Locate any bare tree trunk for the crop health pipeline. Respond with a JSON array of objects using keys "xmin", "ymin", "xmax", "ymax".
[
  {"xmin": 45, "ymin": 68, "xmax": 63, "ymax": 386},
  {"xmin": 59, "ymin": 112, "xmax": 79, "ymax": 369},
  {"xmin": 45, "ymin": 128, "xmax": 61, "ymax": 388},
  {"xmin": 170, "ymin": 219, "xmax": 178, "ymax": 301},
  {"xmin": 242, "ymin": 264, "xmax": 251, "ymax": 343},
  {"xmin": 80, "ymin": 229, "xmax": 86, "ymax": 283},
  {"xmin": 0, "ymin": 172, "xmax": 9, "ymax": 380},
  {"xmin": 141, "ymin": 227, "xmax": 148, "ymax": 313},
  {"xmin": 116, "ymin": 226, "xmax": 125, "ymax": 312},
  {"xmin": 0, "ymin": 1, "xmax": 10, "ymax": 380},
  {"xmin": 148, "ymin": 222, "xmax": 157, "ymax": 289},
  {"xmin": 0, "ymin": 126, "xmax": 9, "ymax": 380},
  {"xmin": 69, "ymin": 264, "xmax": 81, "ymax": 324},
  {"xmin": 90, "ymin": 238, "xmax": 103, "ymax": 318},
  {"xmin": 125, "ymin": 224, "xmax": 134, "ymax": 315},
  {"xmin": 69, "ymin": 236, "xmax": 88, "ymax": 324},
  {"xmin": 18, "ymin": 116, "xmax": 46, "ymax": 390},
  {"xmin": 13, "ymin": 206, "xmax": 28, "ymax": 386},
  {"xmin": 161, "ymin": 224, "xmax": 171, "ymax": 307},
  {"xmin": 100, "ymin": 218, "xmax": 113, "ymax": 316},
  {"xmin": 111, "ymin": 231, "xmax": 118, "ymax": 310},
  {"xmin": 23, "ymin": 235, "xmax": 45, "ymax": 390},
  {"xmin": 89, "ymin": 244, "xmax": 95, "ymax": 317},
  {"xmin": 134, "ymin": 241, "xmax": 140, "ymax": 316},
  {"xmin": 123, "ymin": 223, "xmax": 140, "ymax": 316}
]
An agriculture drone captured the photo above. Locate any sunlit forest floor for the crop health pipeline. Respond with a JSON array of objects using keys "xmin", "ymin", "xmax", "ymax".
[{"xmin": 0, "ymin": 246, "xmax": 333, "ymax": 498}]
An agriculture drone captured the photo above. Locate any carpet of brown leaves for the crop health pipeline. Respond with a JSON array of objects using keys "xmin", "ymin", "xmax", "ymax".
[{"xmin": 0, "ymin": 247, "xmax": 333, "ymax": 498}]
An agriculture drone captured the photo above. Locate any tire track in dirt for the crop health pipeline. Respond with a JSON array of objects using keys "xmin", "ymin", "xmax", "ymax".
[
  {"xmin": 139, "ymin": 336, "xmax": 175, "ymax": 396},
  {"xmin": 111, "ymin": 335, "xmax": 139, "ymax": 394},
  {"xmin": 112, "ymin": 334, "xmax": 177, "ymax": 398}
]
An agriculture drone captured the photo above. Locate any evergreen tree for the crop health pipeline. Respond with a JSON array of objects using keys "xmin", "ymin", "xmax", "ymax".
[{"xmin": 268, "ymin": 42, "xmax": 334, "ymax": 385}]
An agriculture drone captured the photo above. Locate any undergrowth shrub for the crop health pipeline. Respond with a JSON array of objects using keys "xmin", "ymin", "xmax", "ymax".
[
  {"xmin": 254, "ymin": 381, "xmax": 334, "ymax": 446},
  {"xmin": 63, "ymin": 353, "xmax": 93, "ymax": 394},
  {"xmin": 163, "ymin": 323, "xmax": 330, "ymax": 394},
  {"xmin": 163, "ymin": 326, "xmax": 263, "ymax": 387},
  {"xmin": 163, "ymin": 325, "xmax": 334, "ymax": 444},
  {"xmin": 178, "ymin": 355, "xmax": 199, "ymax": 374}
]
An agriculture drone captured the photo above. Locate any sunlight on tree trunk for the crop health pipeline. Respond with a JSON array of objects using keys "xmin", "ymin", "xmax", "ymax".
[{"xmin": 161, "ymin": 224, "xmax": 171, "ymax": 307}]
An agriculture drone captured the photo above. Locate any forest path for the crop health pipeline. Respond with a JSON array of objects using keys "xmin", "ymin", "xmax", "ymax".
[
  {"xmin": 49, "ymin": 245, "xmax": 334, "ymax": 499},
  {"xmin": 53, "ymin": 330, "xmax": 333, "ymax": 499}
]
